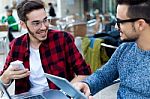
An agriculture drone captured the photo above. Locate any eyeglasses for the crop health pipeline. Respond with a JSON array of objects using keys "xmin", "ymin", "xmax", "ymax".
[
  {"xmin": 29, "ymin": 18, "xmax": 49, "ymax": 29},
  {"xmin": 116, "ymin": 18, "xmax": 150, "ymax": 29},
  {"xmin": 116, "ymin": 18, "xmax": 141, "ymax": 29}
]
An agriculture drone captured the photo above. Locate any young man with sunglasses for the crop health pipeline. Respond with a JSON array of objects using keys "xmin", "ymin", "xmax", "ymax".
[
  {"xmin": 74, "ymin": 0, "xmax": 150, "ymax": 98},
  {"xmin": 0, "ymin": 0, "xmax": 91, "ymax": 94}
]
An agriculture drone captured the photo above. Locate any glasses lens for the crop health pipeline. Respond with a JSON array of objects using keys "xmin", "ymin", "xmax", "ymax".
[
  {"xmin": 116, "ymin": 22, "xmax": 120, "ymax": 29},
  {"xmin": 31, "ymin": 18, "xmax": 49, "ymax": 29},
  {"xmin": 115, "ymin": 19, "xmax": 120, "ymax": 29},
  {"xmin": 43, "ymin": 19, "xmax": 49, "ymax": 25}
]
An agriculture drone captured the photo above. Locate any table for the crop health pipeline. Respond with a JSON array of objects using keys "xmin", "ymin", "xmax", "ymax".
[{"xmin": 0, "ymin": 31, "xmax": 8, "ymax": 38}]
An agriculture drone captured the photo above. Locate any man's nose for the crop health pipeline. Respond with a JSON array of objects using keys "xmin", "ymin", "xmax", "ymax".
[{"xmin": 40, "ymin": 22, "xmax": 47, "ymax": 29}]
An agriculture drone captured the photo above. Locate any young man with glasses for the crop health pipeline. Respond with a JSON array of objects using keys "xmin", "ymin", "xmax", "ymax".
[
  {"xmin": 74, "ymin": 0, "xmax": 150, "ymax": 98},
  {"xmin": 0, "ymin": 0, "xmax": 91, "ymax": 94}
]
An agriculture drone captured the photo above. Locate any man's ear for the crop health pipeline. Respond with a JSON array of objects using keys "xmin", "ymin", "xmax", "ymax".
[
  {"xmin": 20, "ymin": 20, "xmax": 27, "ymax": 29},
  {"xmin": 137, "ymin": 19, "xmax": 147, "ymax": 31}
]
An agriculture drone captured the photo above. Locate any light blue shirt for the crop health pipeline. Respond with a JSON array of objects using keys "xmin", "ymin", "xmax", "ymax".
[{"xmin": 84, "ymin": 42, "xmax": 150, "ymax": 99}]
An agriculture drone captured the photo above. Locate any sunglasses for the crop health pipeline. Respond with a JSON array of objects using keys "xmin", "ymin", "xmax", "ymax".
[{"xmin": 116, "ymin": 18, "xmax": 150, "ymax": 29}]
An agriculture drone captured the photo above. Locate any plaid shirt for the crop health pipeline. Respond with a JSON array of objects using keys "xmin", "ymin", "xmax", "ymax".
[{"xmin": 1, "ymin": 29, "xmax": 91, "ymax": 94}]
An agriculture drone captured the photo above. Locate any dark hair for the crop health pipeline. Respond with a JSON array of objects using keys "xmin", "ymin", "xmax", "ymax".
[
  {"xmin": 48, "ymin": 3, "xmax": 52, "ymax": 6},
  {"xmin": 17, "ymin": 0, "xmax": 45, "ymax": 22},
  {"xmin": 117, "ymin": 0, "xmax": 150, "ymax": 20},
  {"xmin": 7, "ymin": 9, "xmax": 13, "ymax": 14},
  {"xmin": 5, "ymin": 5, "xmax": 9, "ymax": 10}
]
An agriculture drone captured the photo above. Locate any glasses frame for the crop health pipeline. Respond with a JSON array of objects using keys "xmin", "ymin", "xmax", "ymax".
[
  {"xmin": 27, "ymin": 17, "xmax": 49, "ymax": 30},
  {"xmin": 116, "ymin": 18, "xmax": 150, "ymax": 29}
]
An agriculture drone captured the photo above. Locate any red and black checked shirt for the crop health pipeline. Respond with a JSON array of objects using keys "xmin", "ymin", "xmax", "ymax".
[{"xmin": 1, "ymin": 29, "xmax": 91, "ymax": 94}]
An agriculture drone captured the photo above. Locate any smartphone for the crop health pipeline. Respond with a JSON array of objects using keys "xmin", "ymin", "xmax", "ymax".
[{"xmin": 10, "ymin": 60, "xmax": 25, "ymax": 70}]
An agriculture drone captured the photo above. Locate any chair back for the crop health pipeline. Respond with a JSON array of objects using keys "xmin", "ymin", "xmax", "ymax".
[
  {"xmin": 65, "ymin": 22, "xmax": 87, "ymax": 37},
  {"xmin": 48, "ymin": 17, "xmax": 59, "ymax": 26},
  {"xmin": 0, "ymin": 24, "xmax": 8, "ymax": 31}
]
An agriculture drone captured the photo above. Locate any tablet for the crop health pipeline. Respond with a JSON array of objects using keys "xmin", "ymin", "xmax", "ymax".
[{"xmin": 44, "ymin": 73, "xmax": 87, "ymax": 99}]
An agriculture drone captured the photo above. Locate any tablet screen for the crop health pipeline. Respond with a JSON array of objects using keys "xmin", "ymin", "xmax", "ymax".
[{"xmin": 44, "ymin": 73, "xmax": 87, "ymax": 99}]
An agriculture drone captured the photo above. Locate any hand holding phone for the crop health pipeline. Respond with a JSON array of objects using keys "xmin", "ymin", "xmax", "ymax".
[{"xmin": 10, "ymin": 60, "xmax": 25, "ymax": 70}]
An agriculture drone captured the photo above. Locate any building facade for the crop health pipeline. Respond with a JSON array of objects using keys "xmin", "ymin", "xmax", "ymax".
[
  {"xmin": 84, "ymin": 0, "xmax": 116, "ymax": 15},
  {"xmin": 0, "ymin": 0, "xmax": 116, "ymax": 21}
]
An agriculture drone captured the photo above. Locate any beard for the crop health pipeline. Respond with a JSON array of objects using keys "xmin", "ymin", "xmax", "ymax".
[
  {"xmin": 120, "ymin": 24, "xmax": 138, "ymax": 42},
  {"xmin": 121, "ymin": 39, "xmax": 136, "ymax": 42},
  {"xmin": 26, "ymin": 25, "xmax": 48, "ymax": 42}
]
